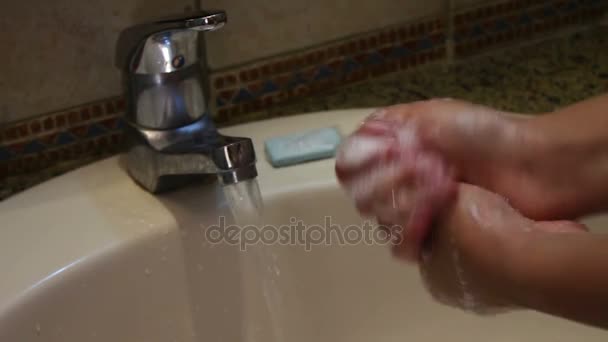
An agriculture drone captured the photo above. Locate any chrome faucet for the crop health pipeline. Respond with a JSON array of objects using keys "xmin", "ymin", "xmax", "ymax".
[{"xmin": 115, "ymin": 10, "xmax": 257, "ymax": 193}]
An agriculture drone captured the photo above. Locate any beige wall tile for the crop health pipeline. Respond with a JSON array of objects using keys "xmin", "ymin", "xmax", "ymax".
[
  {"xmin": 453, "ymin": 0, "xmax": 497, "ymax": 10},
  {"xmin": 0, "ymin": 0, "xmax": 193, "ymax": 123},
  {"xmin": 204, "ymin": 0, "xmax": 445, "ymax": 69}
]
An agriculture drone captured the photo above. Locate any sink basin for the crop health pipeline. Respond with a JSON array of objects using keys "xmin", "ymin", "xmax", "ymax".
[{"xmin": 1, "ymin": 109, "xmax": 607, "ymax": 341}]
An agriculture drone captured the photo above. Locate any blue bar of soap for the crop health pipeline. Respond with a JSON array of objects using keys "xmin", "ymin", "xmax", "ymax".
[{"xmin": 264, "ymin": 127, "xmax": 342, "ymax": 167}]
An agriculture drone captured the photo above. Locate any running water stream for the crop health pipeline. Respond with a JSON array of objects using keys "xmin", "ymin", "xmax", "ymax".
[{"xmin": 223, "ymin": 179, "xmax": 285, "ymax": 342}]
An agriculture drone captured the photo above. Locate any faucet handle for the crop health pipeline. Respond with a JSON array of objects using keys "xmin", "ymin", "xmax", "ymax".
[{"xmin": 115, "ymin": 10, "xmax": 226, "ymax": 73}]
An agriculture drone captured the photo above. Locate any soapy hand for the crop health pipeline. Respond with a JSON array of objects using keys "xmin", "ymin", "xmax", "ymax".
[
  {"xmin": 335, "ymin": 118, "xmax": 456, "ymax": 260},
  {"xmin": 335, "ymin": 98, "xmax": 586, "ymax": 260},
  {"xmin": 418, "ymin": 183, "xmax": 586, "ymax": 313},
  {"xmin": 369, "ymin": 99, "xmax": 580, "ymax": 220},
  {"xmin": 337, "ymin": 94, "xmax": 608, "ymax": 326}
]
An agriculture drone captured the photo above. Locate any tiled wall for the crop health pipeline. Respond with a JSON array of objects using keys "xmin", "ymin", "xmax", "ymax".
[
  {"xmin": 209, "ymin": 0, "xmax": 607, "ymax": 124},
  {"xmin": 1, "ymin": 0, "xmax": 607, "ymax": 198},
  {"xmin": 0, "ymin": 0, "xmax": 195, "ymax": 124}
]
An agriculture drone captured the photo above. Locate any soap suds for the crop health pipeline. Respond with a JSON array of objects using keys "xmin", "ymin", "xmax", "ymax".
[
  {"xmin": 451, "ymin": 238, "xmax": 480, "ymax": 312},
  {"xmin": 347, "ymin": 163, "xmax": 401, "ymax": 202},
  {"xmin": 336, "ymin": 135, "xmax": 391, "ymax": 169}
]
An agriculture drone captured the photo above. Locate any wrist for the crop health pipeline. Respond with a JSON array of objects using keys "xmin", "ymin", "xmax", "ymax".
[{"xmin": 498, "ymin": 228, "xmax": 542, "ymax": 310}]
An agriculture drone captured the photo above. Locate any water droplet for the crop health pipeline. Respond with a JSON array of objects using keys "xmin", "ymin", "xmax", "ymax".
[
  {"xmin": 144, "ymin": 268, "xmax": 151, "ymax": 276},
  {"xmin": 35, "ymin": 323, "xmax": 41, "ymax": 335},
  {"xmin": 197, "ymin": 264, "xmax": 204, "ymax": 272},
  {"xmin": 161, "ymin": 245, "xmax": 168, "ymax": 252},
  {"xmin": 161, "ymin": 255, "xmax": 167, "ymax": 261}
]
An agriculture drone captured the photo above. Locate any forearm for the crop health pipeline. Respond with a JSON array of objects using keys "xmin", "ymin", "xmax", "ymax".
[
  {"xmin": 508, "ymin": 232, "xmax": 608, "ymax": 328},
  {"xmin": 525, "ymin": 93, "xmax": 608, "ymax": 216},
  {"xmin": 534, "ymin": 93, "xmax": 608, "ymax": 146}
]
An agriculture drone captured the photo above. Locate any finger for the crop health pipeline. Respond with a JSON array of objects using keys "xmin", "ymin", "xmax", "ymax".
[
  {"xmin": 377, "ymin": 219, "xmax": 406, "ymax": 245},
  {"xmin": 533, "ymin": 220, "xmax": 589, "ymax": 233},
  {"xmin": 355, "ymin": 199, "xmax": 374, "ymax": 217},
  {"xmin": 392, "ymin": 171, "xmax": 457, "ymax": 262},
  {"xmin": 376, "ymin": 219, "xmax": 392, "ymax": 237},
  {"xmin": 379, "ymin": 102, "xmax": 424, "ymax": 122},
  {"xmin": 348, "ymin": 162, "xmax": 404, "ymax": 205},
  {"xmin": 355, "ymin": 119, "xmax": 395, "ymax": 136},
  {"xmin": 335, "ymin": 134, "xmax": 395, "ymax": 182},
  {"xmin": 371, "ymin": 183, "xmax": 420, "ymax": 225},
  {"xmin": 356, "ymin": 161, "xmax": 417, "ymax": 209},
  {"xmin": 354, "ymin": 153, "xmax": 454, "ymax": 240}
]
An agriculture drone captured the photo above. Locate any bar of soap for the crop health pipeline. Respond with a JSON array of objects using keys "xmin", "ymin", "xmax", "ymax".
[{"xmin": 264, "ymin": 127, "xmax": 342, "ymax": 167}]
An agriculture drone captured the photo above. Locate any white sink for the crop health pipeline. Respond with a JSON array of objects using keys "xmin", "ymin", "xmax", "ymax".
[{"xmin": 1, "ymin": 109, "xmax": 607, "ymax": 341}]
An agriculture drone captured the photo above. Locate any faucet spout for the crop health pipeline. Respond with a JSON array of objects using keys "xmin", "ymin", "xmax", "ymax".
[{"xmin": 124, "ymin": 116, "xmax": 257, "ymax": 193}]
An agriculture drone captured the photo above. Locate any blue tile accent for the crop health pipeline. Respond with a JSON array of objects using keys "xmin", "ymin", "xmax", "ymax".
[
  {"xmin": 417, "ymin": 37, "xmax": 434, "ymax": 51},
  {"xmin": 0, "ymin": 146, "xmax": 12, "ymax": 161},
  {"xmin": 116, "ymin": 118, "xmax": 127, "ymax": 130},
  {"xmin": 313, "ymin": 65, "xmax": 333, "ymax": 80},
  {"xmin": 287, "ymin": 72, "xmax": 307, "ymax": 89},
  {"xmin": 389, "ymin": 46, "xmax": 409, "ymax": 59},
  {"xmin": 86, "ymin": 123, "xmax": 107, "ymax": 137},
  {"xmin": 518, "ymin": 13, "xmax": 533, "ymax": 25},
  {"xmin": 216, "ymin": 97, "xmax": 227, "ymax": 107},
  {"xmin": 494, "ymin": 19, "xmax": 510, "ymax": 32},
  {"xmin": 469, "ymin": 25, "xmax": 484, "ymax": 39},
  {"xmin": 542, "ymin": 5, "xmax": 558, "ymax": 18},
  {"xmin": 23, "ymin": 140, "xmax": 46, "ymax": 154},
  {"xmin": 563, "ymin": 0, "xmax": 579, "ymax": 12},
  {"xmin": 233, "ymin": 88, "xmax": 255, "ymax": 103},
  {"xmin": 367, "ymin": 52, "xmax": 384, "ymax": 66},
  {"xmin": 261, "ymin": 80, "xmax": 279, "ymax": 94},
  {"xmin": 342, "ymin": 59, "xmax": 360, "ymax": 74},
  {"xmin": 56, "ymin": 132, "xmax": 76, "ymax": 146}
]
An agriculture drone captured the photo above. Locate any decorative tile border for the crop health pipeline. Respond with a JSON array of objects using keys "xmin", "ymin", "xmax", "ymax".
[
  {"xmin": 452, "ymin": 0, "xmax": 608, "ymax": 56},
  {"xmin": 1, "ymin": 0, "xmax": 607, "ymax": 184},
  {"xmin": 0, "ymin": 97, "xmax": 127, "ymax": 178}
]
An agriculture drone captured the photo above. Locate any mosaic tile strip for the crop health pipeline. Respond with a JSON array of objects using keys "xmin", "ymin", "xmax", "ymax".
[
  {"xmin": 209, "ymin": 18, "xmax": 446, "ymax": 124},
  {"xmin": 0, "ymin": 132, "xmax": 125, "ymax": 177},
  {"xmin": 453, "ymin": 0, "xmax": 608, "ymax": 56},
  {"xmin": 0, "ymin": 97, "xmax": 127, "ymax": 178}
]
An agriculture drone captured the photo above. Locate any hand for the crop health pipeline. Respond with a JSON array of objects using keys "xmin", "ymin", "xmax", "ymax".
[
  {"xmin": 417, "ymin": 183, "xmax": 587, "ymax": 313},
  {"xmin": 370, "ymin": 99, "xmax": 579, "ymax": 220},
  {"xmin": 335, "ymin": 118, "xmax": 456, "ymax": 260}
]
